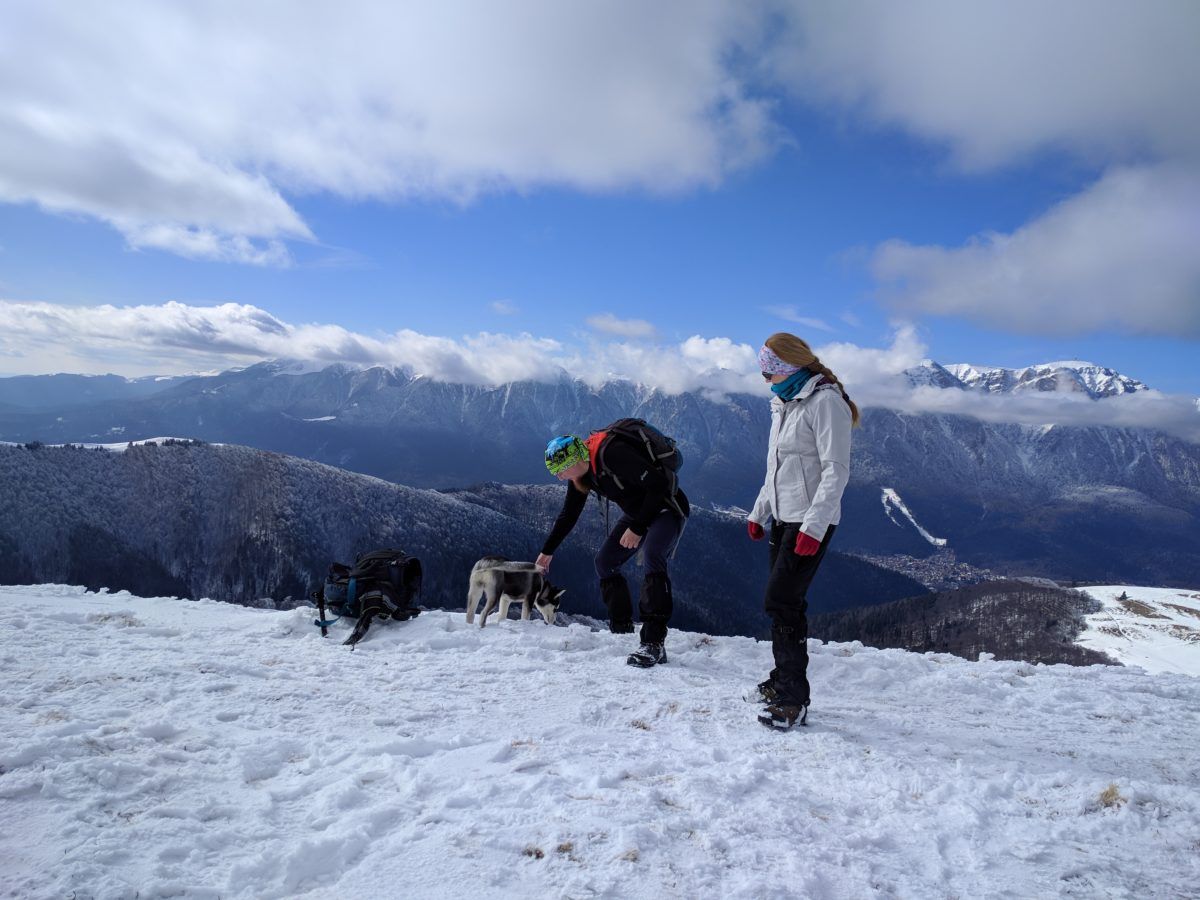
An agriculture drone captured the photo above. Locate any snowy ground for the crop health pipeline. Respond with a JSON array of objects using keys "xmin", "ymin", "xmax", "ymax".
[
  {"xmin": 1078, "ymin": 585, "xmax": 1200, "ymax": 676},
  {"xmin": 2, "ymin": 585, "xmax": 1199, "ymax": 900}
]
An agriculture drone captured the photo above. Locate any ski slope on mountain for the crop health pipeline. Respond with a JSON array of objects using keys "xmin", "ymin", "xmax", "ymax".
[
  {"xmin": 1077, "ymin": 585, "xmax": 1200, "ymax": 676},
  {"xmin": 2, "ymin": 585, "xmax": 1199, "ymax": 899}
]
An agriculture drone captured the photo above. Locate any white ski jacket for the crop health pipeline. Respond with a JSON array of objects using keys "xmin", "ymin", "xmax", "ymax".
[{"xmin": 748, "ymin": 378, "xmax": 852, "ymax": 541}]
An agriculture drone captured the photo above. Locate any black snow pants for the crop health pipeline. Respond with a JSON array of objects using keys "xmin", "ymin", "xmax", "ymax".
[
  {"xmin": 763, "ymin": 521, "xmax": 836, "ymax": 706},
  {"xmin": 595, "ymin": 510, "xmax": 683, "ymax": 645}
]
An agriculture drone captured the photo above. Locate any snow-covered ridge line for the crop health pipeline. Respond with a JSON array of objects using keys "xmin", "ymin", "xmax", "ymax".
[{"xmin": 939, "ymin": 360, "xmax": 1148, "ymax": 398}]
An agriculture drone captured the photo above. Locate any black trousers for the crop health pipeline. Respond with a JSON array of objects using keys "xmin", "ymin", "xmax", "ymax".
[
  {"xmin": 595, "ymin": 510, "xmax": 683, "ymax": 644},
  {"xmin": 763, "ymin": 521, "xmax": 836, "ymax": 706}
]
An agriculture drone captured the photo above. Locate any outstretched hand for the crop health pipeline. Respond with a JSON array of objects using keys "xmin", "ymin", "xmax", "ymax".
[
  {"xmin": 535, "ymin": 553, "xmax": 553, "ymax": 573},
  {"xmin": 619, "ymin": 529, "xmax": 642, "ymax": 549}
]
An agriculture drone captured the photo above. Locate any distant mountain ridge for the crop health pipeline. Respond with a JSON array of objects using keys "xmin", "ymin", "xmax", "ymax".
[
  {"xmin": 3, "ymin": 358, "xmax": 1199, "ymax": 586},
  {"xmin": 0, "ymin": 372, "xmax": 196, "ymax": 410}
]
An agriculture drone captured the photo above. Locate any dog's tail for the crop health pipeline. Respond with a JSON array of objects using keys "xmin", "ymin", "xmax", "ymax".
[{"xmin": 472, "ymin": 555, "xmax": 508, "ymax": 572}]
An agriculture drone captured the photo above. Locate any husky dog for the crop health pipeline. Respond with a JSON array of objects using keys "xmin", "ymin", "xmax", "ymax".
[{"xmin": 467, "ymin": 556, "xmax": 565, "ymax": 627}]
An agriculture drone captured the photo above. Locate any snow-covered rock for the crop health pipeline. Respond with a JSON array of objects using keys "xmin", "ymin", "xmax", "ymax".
[
  {"xmin": 2, "ymin": 584, "xmax": 1198, "ymax": 899},
  {"xmin": 901, "ymin": 359, "xmax": 967, "ymax": 390}
]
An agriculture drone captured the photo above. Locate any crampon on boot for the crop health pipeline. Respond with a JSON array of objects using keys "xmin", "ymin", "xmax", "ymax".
[
  {"xmin": 743, "ymin": 679, "xmax": 778, "ymax": 704},
  {"xmin": 626, "ymin": 642, "xmax": 667, "ymax": 668},
  {"xmin": 758, "ymin": 702, "xmax": 809, "ymax": 730}
]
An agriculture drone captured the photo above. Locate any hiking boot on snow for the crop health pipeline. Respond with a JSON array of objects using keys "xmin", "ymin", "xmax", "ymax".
[
  {"xmin": 758, "ymin": 702, "xmax": 808, "ymax": 730},
  {"xmin": 626, "ymin": 642, "xmax": 667, "ymax": 668}
]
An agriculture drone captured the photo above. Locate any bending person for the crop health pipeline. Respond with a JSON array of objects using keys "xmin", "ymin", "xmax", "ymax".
[{"xmin": 537, "ymin": 431, "xmax": 689, "ymax": 668}]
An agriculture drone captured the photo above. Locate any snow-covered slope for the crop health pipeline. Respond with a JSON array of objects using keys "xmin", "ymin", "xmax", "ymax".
[
  {"xmin": 880, "ymin": 487, "xmax": 948, "ymax": 547},
  {"xmin": 3, "ymin": 585, "xmax": 1199, "ymax": 899},
  {"xmin": 1076, "ymin": 585, "xmax": 1200, "ymax": 675}
]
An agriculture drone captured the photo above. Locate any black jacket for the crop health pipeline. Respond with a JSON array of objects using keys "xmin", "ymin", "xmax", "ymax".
[{"xmin": 540, "ymin": 438, "xmax": 689, "ymax": 555}]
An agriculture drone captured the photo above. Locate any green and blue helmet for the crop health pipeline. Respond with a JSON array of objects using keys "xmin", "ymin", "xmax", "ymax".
[{"xmin": 545, "ymin": 434, "xmax": 588, "ymax": 475}]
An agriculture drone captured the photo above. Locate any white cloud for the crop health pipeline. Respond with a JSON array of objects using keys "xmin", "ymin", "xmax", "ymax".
[
  {"xmin": 770, "ymin": 1, "xmax": 1200, "ymax": 170},
  {"xmin": 890, "ymin": 384, "xmax": 1200, "ymax": 443},
  {"xmin": 0, "ymin": 1, "xmax": 774, "ymax": 263},
  {"xmin": 871, "ymin": 165, "xmax": 1200, "ymax": 336},
  {"xmin": 817, "ymin": 324, "xmax": 927, "ymax": 398},
  {"xmin": 763, "ymin": 305, "xmax": 834, "ymax": 332},
  {"xmin": 585, "ymin": 314, "xmax": 659, "ymax": 339},
  {"xmin": 121, "ymin": 226, "xmax": 293, "ymax": 267},
  {"xmin": 2, "ymin": 299, "xmax": 1197, "ymax": 439},
  {"xmin": 765, "ymin": 2, "xmax": 1200, "ymax": 338},
  {"xmin": 491, "ymin": 301, "xmax": 519, "ymax": 316}
]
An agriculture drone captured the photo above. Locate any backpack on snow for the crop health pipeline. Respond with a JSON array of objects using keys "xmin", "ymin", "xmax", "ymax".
[
  {"xmin": 313, "ymin": 548, "xmax": 423, "ymax": 647},
  {"xmin": 586, "ymin": 418, "xmax": 686, "ymax": 519}
]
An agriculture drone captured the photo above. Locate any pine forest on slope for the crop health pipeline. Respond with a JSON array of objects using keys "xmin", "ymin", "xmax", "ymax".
[{"xmin": 0, "ymin": 441, "xmax": 923, "ymax": 639}]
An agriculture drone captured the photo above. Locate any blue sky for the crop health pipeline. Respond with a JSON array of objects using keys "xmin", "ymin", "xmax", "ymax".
[{"xmin": 1, "ymin": 2, "xmax": 1197, "ymax": 399}]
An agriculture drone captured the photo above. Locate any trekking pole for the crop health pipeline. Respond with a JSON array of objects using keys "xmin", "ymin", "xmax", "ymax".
[{"xmin": 312, "ymin": 588, "xmax": 330, "ymax": 638}]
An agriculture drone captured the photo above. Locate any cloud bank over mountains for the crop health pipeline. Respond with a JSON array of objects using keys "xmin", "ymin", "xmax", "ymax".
[{"xmin": 3, "ymin": 299, "xmax": 1197, "ymax": 440}]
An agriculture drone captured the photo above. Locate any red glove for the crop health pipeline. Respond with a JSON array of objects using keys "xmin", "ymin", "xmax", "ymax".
[
  {"xmin": 747, "ymin": 521, "xmax": 764, "ymax": 541},
  {"xmin": 794, "ymin": 531, "xmax": 821, "ymax": 556}
]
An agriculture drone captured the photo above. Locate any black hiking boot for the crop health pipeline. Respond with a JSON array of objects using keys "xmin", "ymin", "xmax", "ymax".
[
  {"xmin": 758, "ymin": 702, "xmax": 809, "ymax": 730},
  {"xmin": 626, "ymin": 642, "xmax": 667, "ymax": 668}
]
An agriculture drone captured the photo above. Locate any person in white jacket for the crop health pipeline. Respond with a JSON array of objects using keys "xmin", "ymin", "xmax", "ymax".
[{"xmin": 747, "ymin": 332, "xmax": 859, "ymax": 730}]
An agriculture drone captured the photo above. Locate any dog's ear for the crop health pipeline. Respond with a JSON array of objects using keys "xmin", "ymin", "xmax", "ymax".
[{"xmin": 553, "ymin": 588, "xmax": 566, "ymax": 601}]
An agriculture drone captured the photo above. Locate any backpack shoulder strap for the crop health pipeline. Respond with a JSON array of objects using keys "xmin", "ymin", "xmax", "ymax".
[
  {"xmin": 590, "ymin": 429, "xmax": 632, "ymax": 490},
  {"xmin": 585, "ymin": 430, "xmax": 609, "ymax": 478}
]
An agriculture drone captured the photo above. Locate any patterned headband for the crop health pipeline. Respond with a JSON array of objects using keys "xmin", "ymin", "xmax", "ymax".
[{"xmin": 758, "ymin": 344, "xmax": 803, "ymax": 376}]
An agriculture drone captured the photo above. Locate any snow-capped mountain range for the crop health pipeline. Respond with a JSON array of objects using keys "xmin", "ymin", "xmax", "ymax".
[{"xmin": 905, "ymin": 359, "xmax": 1149, "ymax": 398}]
